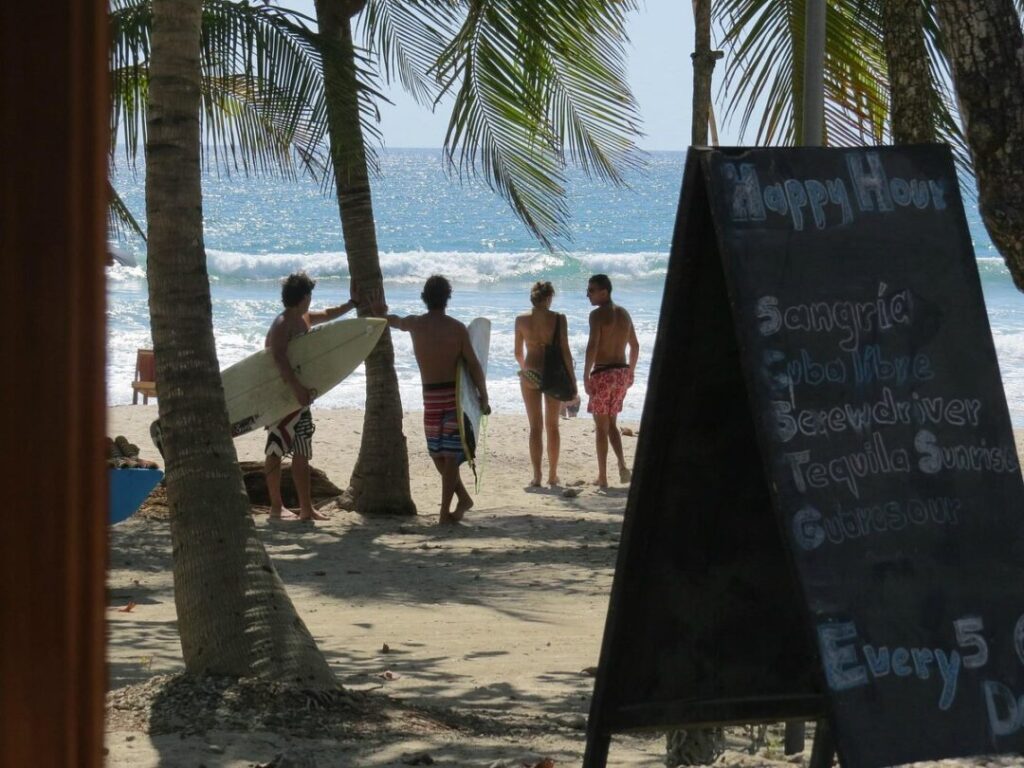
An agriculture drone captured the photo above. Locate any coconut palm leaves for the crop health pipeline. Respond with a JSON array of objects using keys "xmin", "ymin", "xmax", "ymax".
[
  {"xmin": 110, "ymin": 0, "xmax": 337, "ymax": 180},
  {"xmin": 362, "ymin": 0, "xmax": 644, "ymax": 248},
  {"xmin": 714, "ymin": 0, "xmax": 969, "ymax": 166},
  {"xmin": 109, "ymin": 0, "xmax": 643, "ymax": 250}
]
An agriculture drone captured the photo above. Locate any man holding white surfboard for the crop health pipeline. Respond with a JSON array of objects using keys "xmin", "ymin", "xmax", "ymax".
[
  {"xmin": 265, "ymin": 272, "xmax": 359, "ymax": 521},
  {"xmin": 384, "ymin": 275, "xmax": 490, "ymax": 525}
]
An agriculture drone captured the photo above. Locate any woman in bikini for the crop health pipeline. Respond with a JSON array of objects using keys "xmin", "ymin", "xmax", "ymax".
[{"xmin": 514, "ymin": 281, "xmax": 577, "ymax": 486}]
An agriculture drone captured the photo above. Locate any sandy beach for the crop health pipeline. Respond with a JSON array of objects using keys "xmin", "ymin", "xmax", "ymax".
[{"xmin": 104, "ymin": 405, "xmax": 1024, "ymax": 767}]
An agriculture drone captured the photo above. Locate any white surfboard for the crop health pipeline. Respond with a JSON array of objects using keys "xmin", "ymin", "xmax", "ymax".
[
  {"xmin": 456, "ymin": 317, "xmax": 490, "ymax": 485},
  {"xmin": 150, "ymin": 317, "xmax": 386, "ymax": 452},
  {"xmin": 223, "ymin": 316, "xmax": 386, "ymax": 436}
]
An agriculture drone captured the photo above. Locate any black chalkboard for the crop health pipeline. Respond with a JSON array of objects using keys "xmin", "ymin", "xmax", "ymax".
[{"xmin": 584, "ymin": 146, "xmax": 1024, "ymax": 768}]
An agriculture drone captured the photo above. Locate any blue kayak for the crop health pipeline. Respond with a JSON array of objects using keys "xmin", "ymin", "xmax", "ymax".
[{"xmin": 108, "ymin": 467, "xmax": 163, "ymax": 524}]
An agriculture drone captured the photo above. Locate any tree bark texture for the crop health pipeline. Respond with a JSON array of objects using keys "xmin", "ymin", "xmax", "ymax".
[
  {"xmin": 934, "ymin": 0, "xmax": 1024, "ymax": 290},
  {"xmin": 146, "ymin": 0, "xmax": 334, "ymax": 686},
  {"xmin": 883, "ymin": 0, "xmax": 938, "ymax": 144},
  {"xmin": 315, "ymin": 0, "xmax": 417, "ymax": 515},
  {"xmin": 690, "ymin": 0, "xmax": 722, "ymax": 146}
]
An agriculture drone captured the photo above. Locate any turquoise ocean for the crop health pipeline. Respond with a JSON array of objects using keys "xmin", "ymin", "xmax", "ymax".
[{"xmin": 108, "ymin": 149, "xmax": 1024, "ymax": 424}]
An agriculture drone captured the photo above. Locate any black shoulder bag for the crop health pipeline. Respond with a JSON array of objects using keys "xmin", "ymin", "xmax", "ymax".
[{"xmin": 540, "ymin": 313, "xmax": 577, "ymax": 401}]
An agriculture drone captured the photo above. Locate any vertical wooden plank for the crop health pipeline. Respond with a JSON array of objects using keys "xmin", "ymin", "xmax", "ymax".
[{"xmin": 0, "ymin": 3, "xmax": 108, "ymax": 766}]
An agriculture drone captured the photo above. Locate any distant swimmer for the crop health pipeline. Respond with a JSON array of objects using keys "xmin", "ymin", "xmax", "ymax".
[
  {"xmin": 384, "ymin": 275, "xmax": 490, "ymax": 524},
  {"xmin": 583, "ymin": 274, "xmax": 639, "ymax": 488}
]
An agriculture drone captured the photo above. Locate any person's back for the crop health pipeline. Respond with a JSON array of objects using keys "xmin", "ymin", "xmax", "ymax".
[
  {"xmin": 386, "ymin": 275, "xmax": 489, "ymax": 524},
  {"xmin": 408, "ymin": 312, "xmax": 467, "ymax": 384},
  {"xmin": 590, "ymin": 303, "xmax": 634, "ymax": 366},
  {"xmin": 515, "ymin": 306, "xmax": 559, "ymax": 374}
]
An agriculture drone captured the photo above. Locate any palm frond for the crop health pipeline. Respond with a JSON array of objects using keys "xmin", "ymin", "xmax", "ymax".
[
  {"xmin": 360, "ymin": 0, "xmax": 459, "ymax": 105},
  {"xmin": 107, "ymin": 179, "xmax": 147, "ymax": 241},
  {"xmin": 715, "ymin": 0, "xmax": 889, "ymax": 147},
  {"xmin": 109, "ymin": 0, "xmax": 380, "ymax": 185},
  {"xmin": 435, "ymin": 0, "xmax": 643, "ymax": 248}
]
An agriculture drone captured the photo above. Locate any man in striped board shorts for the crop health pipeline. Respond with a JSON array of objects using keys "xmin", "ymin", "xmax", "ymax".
[{"xmin": 384, "ymin": 275, "xmax": 489, "ymax": 524}]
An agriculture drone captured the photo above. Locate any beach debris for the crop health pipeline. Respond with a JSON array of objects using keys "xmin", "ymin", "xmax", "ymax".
[
  {"xmin": 580, "ymin": 666, "xmax": 598, "ymax": 676},
  {"xmin": 620, "ymin": 427, "xmax": 636, "ymax": 437},
  {"xmin": 377, "ymin": 670, "xmax": 400, "ymax": 681},
  {"xmin": 568, "ymin": 479, "xmax": 586, "ymax": 487},
  {"xmin": 117, "ymin": 601, "xmax": 137, "ymax": 613},
  {"xmin": 561, "ymin": 487, "xmax": 581, "ymax": 498},
  {"xmin": 381, "ymin": 643, "xmax": 391, "ymax": 654},
  {"xmin": 313, "ymin": 570, "xmax": 326, "ymax": 577},
  {"xmin": 401, "ymin": 753, "xmax": 435, "ymax": 765}
]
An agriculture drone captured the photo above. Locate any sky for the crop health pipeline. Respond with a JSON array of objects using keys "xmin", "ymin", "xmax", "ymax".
[{"xmin": 284, "ymin": 0, "xmax": 701, "ymax": 152}]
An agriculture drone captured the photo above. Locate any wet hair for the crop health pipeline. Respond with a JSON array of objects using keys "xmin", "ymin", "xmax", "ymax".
[
  {"xmin": 281, "ymin": 271, "xmax": 316, "ymax": 307},
  {"xmin": 589, "ymin": 273, "xmax": 612, "ymax": 294},
  {"xmin": 421, "ymin": 274, "xmax": 452, "ymax": 310},
  {"xmin": 530, "ymin": 280, "xmax": 555, "ymax": 307}
]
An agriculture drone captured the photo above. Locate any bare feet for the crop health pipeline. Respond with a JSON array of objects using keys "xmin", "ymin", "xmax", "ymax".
[
  {"xmin": 269, "ymin": 507, "xmax": 300, "ymax": 521},
  {"xmin": 439, "ymin": 510, "xmax": 458, "ymax": 525},
  {"xmin": 451, "ymin": 496, "xmax": 474, "ymax": 522},
  {"xmin": 618, "ymin": 465, "xmax": 632, "ymax": 483},
  {"xmin": 298, "ymin": 507, "xmax": 329, "ymax": 522},
  {"xmin": 529, "ymin": 477, "xmax": 542, "ymax": 487},
  {"xmin": 547, "ymin": 477, "xmax": 561, "ymax": 486},
  {"xmin": 594, "ymin": 477, "xmax": 608, "ymax": 489}
]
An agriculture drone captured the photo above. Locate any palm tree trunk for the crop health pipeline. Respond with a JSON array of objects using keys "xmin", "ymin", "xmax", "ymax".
[
  {"xmin": 690, "ymin": 0, "xmax": 722, "ymax": 147},
  {"xmin": 147, "ymin": 0, "xmax": 334, "ymax": 685},
  {"xmin": 882, "ymin": 0, "xmax": 937, "ymax": 143},
  {"xmin": 933, "ymin": 0, "xmax": 1024, "ymax": 290},
  {"xmin": 314, "ymin": 0, "xmax": 417, "ymax": 515}
]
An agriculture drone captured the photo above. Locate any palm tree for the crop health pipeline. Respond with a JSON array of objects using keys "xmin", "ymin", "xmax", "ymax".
[
  {"xmin": 145, "ymin": 0, "xmax": 334, "ymax": 684},
  {"xmin": 932, "ymin": 0, "xmax": 1024, "ymax": 289}
]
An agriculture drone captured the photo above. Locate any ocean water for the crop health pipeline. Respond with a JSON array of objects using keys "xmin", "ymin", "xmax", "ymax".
[{"xmin": 108, "ymin": 149, "xmax": 1024, "ymax": 424}]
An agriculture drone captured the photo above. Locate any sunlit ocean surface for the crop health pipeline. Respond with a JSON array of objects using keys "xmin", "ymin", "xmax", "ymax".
[{"xmin": 108, "ymin": 149, "xmax": 1024, "ymax": 424}]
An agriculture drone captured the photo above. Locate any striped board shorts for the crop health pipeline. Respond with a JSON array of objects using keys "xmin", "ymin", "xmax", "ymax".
[
  {"xmin": 265, "ymin": 408, "xmax": 315, "ymax": 458},
  {"xmin": 423, "ymin": 382, "xmax": 465, "ymax": 463}
]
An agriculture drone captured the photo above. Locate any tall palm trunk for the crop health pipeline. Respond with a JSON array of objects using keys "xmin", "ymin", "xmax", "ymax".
[
  {"xmin": 933, "ymin": 0, "xmax": 1024, "ymax": 290},
  {"xmin": 314, "ymin": 0, "xmax": 417, "ymax": 516},
  {"xmin": 690, "ymin": 0, "xmax": 722, "ymax": 146},
  {"xmin": 882, "ymin": 0, "xmax": 937, "ymax": 143},
  {"xmin": 146, "ymin": 0, "xmax": 334, "ymax": 685}
]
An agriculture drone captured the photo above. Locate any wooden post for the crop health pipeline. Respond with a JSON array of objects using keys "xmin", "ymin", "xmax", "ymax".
[{"xmin": 0, "ymin": 3, "xmax": 108, "ymax": 766}]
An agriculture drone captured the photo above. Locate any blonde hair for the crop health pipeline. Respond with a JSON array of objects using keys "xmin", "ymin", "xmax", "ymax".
[{"xmin": 530, "ymin": 280, "xmax": 555, "ymax": 306}]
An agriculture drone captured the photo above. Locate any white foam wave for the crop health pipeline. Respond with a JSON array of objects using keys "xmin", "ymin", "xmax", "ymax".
[{"xmin": 121, "ymin": 248, "xmax": 670, "ymax": 284}]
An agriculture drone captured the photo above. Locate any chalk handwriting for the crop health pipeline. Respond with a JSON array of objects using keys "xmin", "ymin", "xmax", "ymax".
[
  {"xmin": 784, "ymin": 431, "xmax": 910, "ymax": 498},
  {"xmin": 721, "ymin": 151, "xmax": 948, "ymax": 230},
  {"xmin": 769, "ymin": 388, "xmax": 983, "ymax": 442},
  {"xmin": 790, "ymin": 496, "xmax": 961, "ymax": 550},
  {"xmin": 915, "ymin": 429, "xmax": 1019, "ymax": 474},
  {"xmin": 756, "ymin": 286, "xmax": 913, "ymax": 352},
  {"xmin": 818, "ymin": 621, "xmax": 961, "ymax": 710}
]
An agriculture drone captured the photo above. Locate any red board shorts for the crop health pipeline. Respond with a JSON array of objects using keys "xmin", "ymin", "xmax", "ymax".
[
  {"xmin": 588, "ymin": 366, "xmax": 631, "ymax": 416},
  {"xmin": 265, "ymin": 408, "xmax": 315, "ymax": 458},
  {"xmin": 423, "ymin": 382, "xmax": 466, "ymax": 463}
]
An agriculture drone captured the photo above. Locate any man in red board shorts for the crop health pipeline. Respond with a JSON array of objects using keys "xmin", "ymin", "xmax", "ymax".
[{"xmin": 583, "ymin": 274, "xmax": 640, "ymax": 488}]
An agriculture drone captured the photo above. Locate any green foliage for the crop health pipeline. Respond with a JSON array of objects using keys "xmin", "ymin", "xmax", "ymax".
[{"xmin": 108, "ymin": 0, "xmax": 644, "ymax": 250}]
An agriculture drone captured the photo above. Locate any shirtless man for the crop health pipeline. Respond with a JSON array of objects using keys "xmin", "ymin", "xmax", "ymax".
[
  {"xmin": 583, "ymin": 273, "xmax": 640, "ymax": 487},
  {"xmin": 386, "ymin": 275, "xmax": 490, "ymax": 524},
  {"xmin": 266, "ymin": 271, "xmax": 359, "ymax": 521}
]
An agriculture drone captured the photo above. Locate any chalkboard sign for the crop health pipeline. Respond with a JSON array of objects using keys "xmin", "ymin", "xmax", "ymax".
[{"xmin": 584, "ymin": 146, "xmax": 1024, "ymax": 768}]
